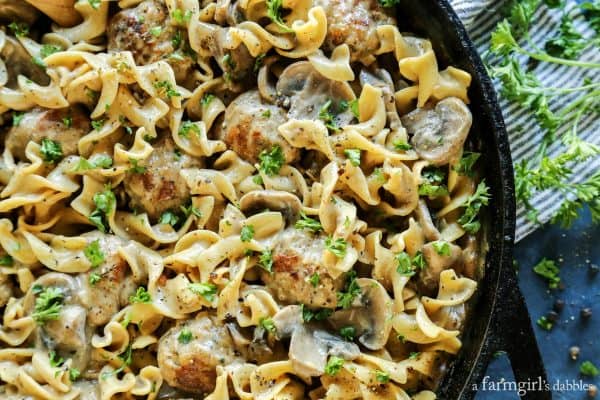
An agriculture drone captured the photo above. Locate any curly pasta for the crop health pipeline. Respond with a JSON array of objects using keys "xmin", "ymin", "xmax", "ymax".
[{"xmin": 0, "ymin": 0, "xmax": 487, "ymax": 399}]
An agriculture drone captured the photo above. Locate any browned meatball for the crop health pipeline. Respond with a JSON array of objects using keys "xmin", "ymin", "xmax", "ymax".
[
  {"xmin": 157, "ymin": 315, "xmax": 242, "ymax": 394},
  {"xmin": 218, "ymin": 90, "xmax": 298, "ymax": 164},
  {"xmin": 5, "ymin": 106, "xmax": 90, "ymax": 161},
  {"xmin": 314, "ymin": 0, "xmax": 395, "ymax": 62},
  {"xmin": 81, "ymin": 233, "xmax": 137, "ymax": 327},
  {"xmin": 123, "ymin": 135, "xmax": 201, "ymax": 221},
  {"xmin": 107, "ymin": 0, "xmax": 193, "ymax": 81},
  {"xmin": 261, "ymin": 228, "xmax": 342, "ymax": 308}
]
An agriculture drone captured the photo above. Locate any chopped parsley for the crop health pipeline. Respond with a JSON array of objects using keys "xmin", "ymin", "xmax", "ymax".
[
  {"xmin": 172, "ymin": 9, "xmax": 192, "ymax": 24},
  {"xmin": 376, "ymin": 370, "xmax": 390, "ymax": 383},
  {"xmin": 178, "ymin": 328, "xmax": 193, "ymax": 344},
  {"xmin": 295, "ymin": 212, "xmax": 323, "ymax": 233},
  {"xmin": 73, "ymin": 155, "xmax": 113, "ymax": 172},
  {"xmin": 309, "ymin": 272, "xmax": 320, "ymax": 288},
  {"xmin": 0, "ymin": 255, "xmax": 14, "ymax": 267},
  {"xmin": 254, "ymin": 53, "xmax": 266, "ymax": 72},
  {"xmin": 89, "ymin": 272, "xmax": 101, "ymax": 285},
  {"xmin": 580, "ymin": 361, "xmax": 599, "ymax": 377},
  {"xmin": 49, "ymin": 350, "xmax": 64, "ymax": 367},
  {"xmin": 62, "ymin": 116, "xmax": 73, "ymax": 128},
  {"xmin": 258, "ymin": 249, "xmax": 274, "ymax": 272},
  {"xmin": 40, "ymin": 44, "xmax": 62, "ymax": 58},
  {"xmin": 532, "ymin": 258, "xmax": 560, "ymax": 289},
  {"xmin": 91, "ymin": 119, "xmax": 105, "ymax": 131},
  {"xmin": 337, "ymin": 271, "xmax": 361, "ymax": 309},
  {"xmin": 222, "ymin": 53, "xmax": 236, "ymax": 70},
  {"xmin": 129, "ymin": 287, "xmax": 152, "ymax": 304},
  {"xmin": 153, "ymin": 80, "xmax": 181, "ymax": 99},
  {"xmin": 83, "ymin": 239, "xmax": 104, "ymax": 268},
  {"xmin": 89, "ymin": 187, "xmax": 116, "ymax": 233},
  {"xmin": 266, "ymin": 0, "xmax": 294, "ymax": 33},
  {"xmin": 69, "ymin": 368, "xmax": 81, "ymax": 382},
  {"xmin": 432, "ymin": 241, "xmax": 451, "ymax": 256},
  {"xmin": 201, "ymin": 93, "xmax": 215, "ymax": 107},
  {"xmin": 412, "ymin": 251, "xmax": 426, "ymax": 270},
  {"xmin": 180, "ymin": 203, "xmax": 202, "ymax": 218},
  {"xmin": 40, "ymin": 138, "xmax": 63, "ymax": 163},
  {"xmin": 8, "ymin": 22, "xmax": 28, "ymax": 37},
  {"xmin": 262, "ymin": 109, "xmax": 271, "ymax": 118},
  {"xmin": 88, "ymin": 0, "xmax": 101, "ymax": 9},
  {"xmin": 128, "ymin": 158, "xmax": 146, "ymax": 174},
  {"xmin": 101, "ymin": 345, "xmax": 132, "ymax": 380},
  {"xmin": 32, "ymin": 287, "xmax": 63, "ymax": 325},
  {"xmin": 349, "ymin": 99, "xmax": 359, "ymax": 119},
  {"xmin": 301, "ymin": 304, "xmax": 333, "ymax": 322},
  {"xmin": 149, "ymin": 26, "xmax": 163, "ymax": 37},
  {"xmin": 536, "ymin": 316, "xmax": 553, "ymax": 331},
  {"xmin": 393, "ymin": 140, "xmax": 412, "ymax": 151},
  {"xmin": 339, "ymin": 326, "xmax": 356, "ymax": 341},
  {"xmin": 188, "ymin": 282, "xmax": 217, "ymax": 302},
  {"xmin": 12, "ymin": 112, "xmax": 24, "ymax": 126},
  {"xmin": 395, "ymin": 251, "xmax": 415, "ymax": 277},
  {"xmin": 179, "ymin": 121, "xmax": 201, "ymax": 138},
  {"xmin": 454, "ymin": 152, "xmax": 481, "ymax": 177},
  {"xmin": 419, "ymin": 167, "xmax": 449, "ymax": 197},
  {"xmin": 344, "ymin": 149, "xmax": 361, "ymax": 166},
  {"xmin": 318, "ymin": 100, "xmax": 340, "ymax": 131},
  {"xmin": 458, "ymin": 181, "xmax": 491, "ymax": 234},
  {"xmin": 171, "ymin": 30, "xmax": 183, "ymax": 48},
  {"xmin": 259, "ymin": 317, "xmax": 277, "ymax": 334},
  {"xmin": 158, "ymin": 210, "xmax": 180, "ymax": 227},
  {"xmin": 240, "ymin": 225, "xmax": 255, "ymax": 242},
  {"xmin": 325, "ymin": 356, "xmax": 344, "ymax": 376},
  {"xmin": 258, "ymin": 145, "xmax": 285, "ymax": 176},
  {"xmin": 409, "ymin": 352, "xmax": 420, "ymax": 360},
  {"xmin": 325, "ymin": 236, "xmax": 347, "ymax": 258}
]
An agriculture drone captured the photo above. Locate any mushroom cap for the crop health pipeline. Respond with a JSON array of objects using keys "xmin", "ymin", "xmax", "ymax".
[
  {"xmin": 1, "ymin": 36, "xmax": 49, "ymax": 88},
  {"xmin": 239, "ymin": 190, "xmax": 302, "ymax": 223},
  {"xmin": 402, "ymin": 97, "xmax": 472, "ymax": 166},
  {"xmin": 329, "ymin": 278, "xmax": 393, "ymax": 350},
  {"xmin": 0, "ymin": 1, "xmax": 39, "ymax": 25},
  {"xmin": 276, "ymin": 61, "xmax": 356, "ymax": 124},
  {"xmin": 418, "ymin": 241, "xmax": 463, "ymax": 294},
  {"xmin": 272, "ymin": 305, "xmax": 360, "ymax": 377}
]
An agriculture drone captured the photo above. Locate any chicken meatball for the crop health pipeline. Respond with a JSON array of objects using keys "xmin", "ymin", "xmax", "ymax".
[
  {"xmin": 107, "ymin": 0, "xmax": 193, "ymax": 81},
  {"xmin": 261, "ymin": 228, "xmax": 343, "ymax": 308},
  {"xmin": 5, "ymin": 106, "xmax": 90, "ymax": 161},
  {"xmin": 157, "ymin": 315, "xmax": 243, "ymax": 394},
  {"xmin": 314, "ymin": 0, "xmax": 396, "ymax": 62},
  {"xmin": 218, "ymin": 90, "xmax": 299, "ymax": 164},
  {"xmin": 123, "ymin": 135, "xmax": 201, "ymax": 221},
  {"xmin": 81, "ymin": 233, "xmax": 137, "ymax": 326}
]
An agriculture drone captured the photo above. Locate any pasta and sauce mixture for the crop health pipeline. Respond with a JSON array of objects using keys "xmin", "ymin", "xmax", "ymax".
[{"xmin": 0, "ymin": 0, "xmax": 490, "ymax": 399}]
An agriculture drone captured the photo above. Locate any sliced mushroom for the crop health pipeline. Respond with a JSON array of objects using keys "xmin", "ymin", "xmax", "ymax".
[
  {"xmin": 276, "ymin": 61, "xmax": 355, "ymax": 124},
  {"xmin": 0, "ymin": 1, "xmax": 40, "ymax": 25},
  {"xmin": 418, "ymin": 241, "xmax": 463, "ymax": 295},
  {"xmin": 272, "ymin": 305, "xmax": 360, "ymax": 377},
  {"xmin": 328, "ymin": 278, "xmax": 392, "ymax": 350},
  {"xmin": 239, "ymin": 190, "xmax": 302, "ymax": 223},
  {"xmin": 401, "ymin": 97, "xmax": 472, "ymax": 166},
  {"xmin": 1, "ymin": 36, "xmax": 49, "ymax": 88},
  {"xmin": 413, "ymin": 200, "xmax": 441, "ymax": 242}
]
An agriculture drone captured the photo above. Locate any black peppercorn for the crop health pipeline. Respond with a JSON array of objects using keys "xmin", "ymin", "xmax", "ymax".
[
  {"xmin": 581, "ymin": 308, "xmax": 592, "ymax": 320},
  {"xmin": 546, "ymin": 311, "xmax": 559, "ymax": 323},
  {"xmin": 553, "ymin": 299, "xmax": 565, "ymax": 313},
  {"xmin": 589, "ymin": 264, "xmax": 599, "ymax": 276}
]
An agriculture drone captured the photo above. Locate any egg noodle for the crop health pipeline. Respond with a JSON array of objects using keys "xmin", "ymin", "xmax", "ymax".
[{"xmin": 0, "ymin": 0, "xmax": 487, "ymax": 399}]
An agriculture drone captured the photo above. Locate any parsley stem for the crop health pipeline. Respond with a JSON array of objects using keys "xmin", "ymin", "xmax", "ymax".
[
  {"xmin": 557, "ymin": 90, "xmax": 600, "ymax": 118},
  {"xmin": 518, "ymin": 46, "xmax": 600, "ymax": 68}
]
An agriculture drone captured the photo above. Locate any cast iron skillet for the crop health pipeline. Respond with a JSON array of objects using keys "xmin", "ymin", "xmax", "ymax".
[{"xmin": 395, "ymin": 1, "xmax": 551, "ymax": 399}]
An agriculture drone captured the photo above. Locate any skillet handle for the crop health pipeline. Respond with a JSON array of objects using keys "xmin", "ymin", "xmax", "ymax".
[{"xmin": 485, "ymin": 262, "xmax": 552, "ymax": 399}]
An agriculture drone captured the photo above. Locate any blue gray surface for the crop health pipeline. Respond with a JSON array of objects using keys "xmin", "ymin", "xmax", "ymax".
[{"xmin": 476, "ymin": 209, "xmax": 600, "ymax": 399}]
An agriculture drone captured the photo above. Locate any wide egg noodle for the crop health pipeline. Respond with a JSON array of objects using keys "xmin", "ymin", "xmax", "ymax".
[{"xmin": 0, "ymin": 0, "xmax": 485, "ymax": 399}]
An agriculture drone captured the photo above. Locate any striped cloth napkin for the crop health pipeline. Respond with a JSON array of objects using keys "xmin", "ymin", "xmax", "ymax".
[{"xmin": 448, "ymin": 0, "xmax": 600, "ymax": 241}]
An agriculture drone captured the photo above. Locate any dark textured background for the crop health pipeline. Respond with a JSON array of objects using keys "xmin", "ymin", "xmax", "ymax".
[{"xmin": 477, "ymin": 209, "xmax": 600, "ymax": 398}]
